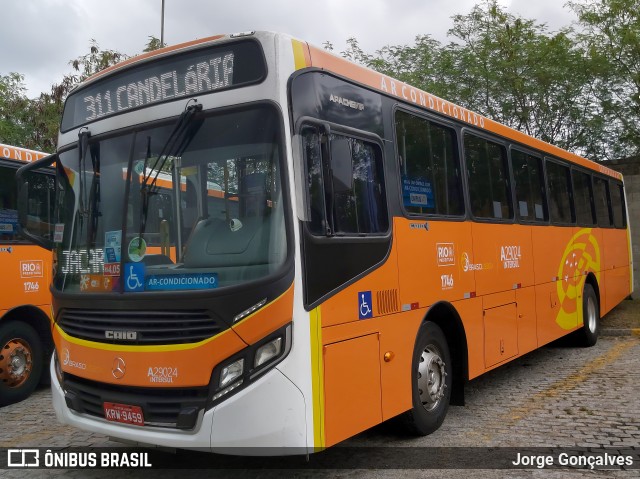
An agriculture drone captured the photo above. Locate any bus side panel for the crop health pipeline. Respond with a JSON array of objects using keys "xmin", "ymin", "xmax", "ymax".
[
  {"xmin": 532, "ymin": 226, "xmax": 580, "ymax": 346},
  {"xmin": 471, "ymin": 223, "xmax": 535, "ymax": 296},
  {"xmin": 323, "ymin": 333, "xmax": 382, "ymax": 447},
  {"xmin": 320, "ymin": 307, "xmax": 423, "ymax": 440},
  {"xmin": 0, "ymin": 245, "xmax": 51, "ymax": 311},
  {"xmin": 318, "ymin": 237, "xmax": 399, "ymax": 328},
  {"xmin": 602, "ymin": 228, "xmax": 631, "ymax": 314},
  {"xmin": 395, "ymin": 218, "xmax": 474, "ymax": 308}
]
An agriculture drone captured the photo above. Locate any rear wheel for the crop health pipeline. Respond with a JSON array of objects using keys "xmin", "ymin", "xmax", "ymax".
[
  {"xmin": 399, "ymin": 321, "xmax": 452, "ymax": 435},
  {"xmin": 0, "ymin": 321, "xmax": 43, "ymax": 407},
  {"xmin": 575, "ymin": 283, "xmax": 599, "ymax": 347}
]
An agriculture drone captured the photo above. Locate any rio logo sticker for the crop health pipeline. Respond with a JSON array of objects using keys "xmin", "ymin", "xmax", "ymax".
[
  {"xmin": 556, "ymin": 229, "xmax": 600, "ymax": 330},
  {"xmin": 437, "ymin": 243, "xmax": 455, "ymax": 267},
  {"xmin": 20, "ymin": 260, "xmax": 44, "ymax": 278}
]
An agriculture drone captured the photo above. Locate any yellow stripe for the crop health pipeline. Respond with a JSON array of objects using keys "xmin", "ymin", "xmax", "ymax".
[
  {"xmin": 54, "ymin": 323, "xmax": 230, "ymax": 352},
  {"xmin": 291, "ymin": 39, "xmax": 308, "ymax": 71},
  {"xmin": 309, "ymin": 306, "xmax": 325, "ymax": 449}
]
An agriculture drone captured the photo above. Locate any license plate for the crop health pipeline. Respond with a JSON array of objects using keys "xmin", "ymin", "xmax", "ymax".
[{"xmin": 103, "ymin": 402, "xmax": 144, "ymax": 426}]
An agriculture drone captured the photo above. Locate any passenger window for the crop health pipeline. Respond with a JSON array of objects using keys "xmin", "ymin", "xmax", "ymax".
[
  {"xmin": 610, "ymin": 181, "xmax": 626, "ymax": 228},
  {"xmin": 464, "ymin": 134, "xmax": 512, "ymax": 220},
  {"xmin": 511, "ymin": 150, "xmax": 547, "ymax": 222},
  {"xmin": 303, "ymin": 127, "xmax": 388, "ymax": 236},
  {"xmin": 593, "ymin": 177, "xmax": 611, "ymax": 227},
  {"xmin": 572, "ymin": 170, "xmax": 596, "ymax": 226},
  {"xmin": 395, "ymin": 111, "xmax": 464, "ymax": 216},
  {"xmin": 546, "ymin": 161, "xmax": 574, "ymax": 224}
]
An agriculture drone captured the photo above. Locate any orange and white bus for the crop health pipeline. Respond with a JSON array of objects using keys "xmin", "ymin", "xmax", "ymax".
[
  {"xmin": 0, "ymin": 143, "xmax": 54, "ymax": 406},
  {"xmin": 17, "ymin": 32, "xmax": 632, "ymax": 452}
]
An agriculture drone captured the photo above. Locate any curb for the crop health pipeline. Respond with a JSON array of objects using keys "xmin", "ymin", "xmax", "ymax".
[{"xmin": 601, "ymin": 328, "xmax": 640, "ymax": 337}]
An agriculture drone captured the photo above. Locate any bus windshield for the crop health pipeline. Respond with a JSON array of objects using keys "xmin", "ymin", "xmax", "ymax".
[{"xmin": 53, "ymin": 104, "xmax": 288, "ymax": 293}]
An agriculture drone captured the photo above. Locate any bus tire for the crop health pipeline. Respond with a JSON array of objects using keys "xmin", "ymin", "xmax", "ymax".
[
  {"xmin": 576, "ymin": 283, "xmax": 599, "ymax": 347},
  {"xmin": 400, "ymin": 321, "xmax": 452, "ymax": 435},
  {"xmin": 0, "ymin": 321, "xmax": 43, "ymax": 407}
]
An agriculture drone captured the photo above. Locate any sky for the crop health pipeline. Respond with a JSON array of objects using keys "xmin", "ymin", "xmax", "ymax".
[{"xmin": 1, "ymin": 0, "xmax": 578, "ymax": 98}]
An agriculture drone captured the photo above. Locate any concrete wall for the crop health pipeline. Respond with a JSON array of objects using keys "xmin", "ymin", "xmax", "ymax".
[{"xmin": 609, "ymin": 158, "xmax": 639, "ymax": 298}]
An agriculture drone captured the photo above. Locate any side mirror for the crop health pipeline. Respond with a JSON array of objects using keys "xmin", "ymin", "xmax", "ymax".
[
  {"xmin": 330, "ymin": 136, "xmax": 353, "ymax": 194},
  {"xmin": 16, "ymin": 153, "xmax": 57, "ymax": 250}
]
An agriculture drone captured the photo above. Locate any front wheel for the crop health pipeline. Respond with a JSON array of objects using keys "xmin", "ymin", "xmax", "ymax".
[
  {"xmin": 0, "ymin": 321, "xmax": 44, "ymax": 407},
  {"xmin": 399, "ymin": 321, "xmax": 452, "ymax": 435}
]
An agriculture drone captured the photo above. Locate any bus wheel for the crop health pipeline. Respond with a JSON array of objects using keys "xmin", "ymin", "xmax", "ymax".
[
  {"xmin": 0, "ymin": 321, "xmax": 43, "ymax": 407},
  {"xmin": 576, "ymin": 284, "xmax": 599, "ymax": 347},
  {"xmin": 400, "ymin": 321, "xmax": 452, "ymax": 435}
]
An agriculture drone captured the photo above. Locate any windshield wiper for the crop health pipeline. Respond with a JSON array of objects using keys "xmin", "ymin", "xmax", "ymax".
[{"xmin": 137, "ymin": 102, "xmax": 203, "ymax": 246}]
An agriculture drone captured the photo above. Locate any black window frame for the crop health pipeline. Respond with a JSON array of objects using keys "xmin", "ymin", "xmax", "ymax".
[
  {"xmin": 0, "ymin": 158, "xmax": 56, "ymax": 245},
  {"xmin": 299, "ymin": 119, "xmax": 390, "ymax": 239},
  {"xmin": 393, "ymin": 107, "xmax": 466, "ymax": 220},
  {"xmin": 462, "ymin": 130, "xmax": 514, "ymax": 223},
  {"xmin": 610, "ymin": 179, "xmax": 627, "ymax": 229},
  {"xmin": 545, "ymin": 158, "xmax": 576, "ymax": 226},
  {"xmin": 571, "ymin": 167, "xmax": 597, "ymax": 227},
  {"xmin": 592, "ymin": 175, "xmax": 613, "ymax": 228},
  {"xmin": 509, "ymin": 146, "xmax": 549, "ymax": 224}
]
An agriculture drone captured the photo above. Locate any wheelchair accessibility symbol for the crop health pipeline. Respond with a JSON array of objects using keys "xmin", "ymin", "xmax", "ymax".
[
  {"xmin": 124, "ymin": 262, "xmax": 145, "ymax": 292},
  {"xmin": 358, "ymin": 291, "xmax": 373, "ymax": 319}
]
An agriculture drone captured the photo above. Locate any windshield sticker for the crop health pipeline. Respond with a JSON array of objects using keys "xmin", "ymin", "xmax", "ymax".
[
  {"xmin": 54, "ymin": 224, "xmax": 64, "ymax": 243},
  {"xmin": 145, "ymin": 273, "xmax": 218, "ymax": 291},
  {"xmin": 80, "ymin": 274, "xmax": 116, "ymax": 292},
  {"xmin": 104, "ymin": 230, "xmax": 122, "ymax": 263},
  {"xmin": 402, "ymin": 177, "xmax": 434, "ymax": 208},
  {"xmin": 128, "ymin": 237, "xmax": 147, "ymax": 262},
  {"xmin": 358, "ymin": 291, "xmax": 373, "ymax": 319},
  {"xmin": 0, "ymin": 208, "xmax": 17, "ymax": 232},
  {"xmin": 133, "ymin": 160, "xmax": 146, "ymax": 176},
  {"xmin": 124, "ymin": 263, "xmax": 145, "ymax": 292},
  {"xmin": 104, "ymin": 263, "xmax": 121, "ymax": 277}
]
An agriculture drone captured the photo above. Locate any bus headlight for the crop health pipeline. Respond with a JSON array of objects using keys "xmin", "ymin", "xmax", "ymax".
[
  {"xmin": 220, "ymin": 358, "xmax": 244, "ymax": 388},
  {"xmin": 207, "ymin": 323, "xmax": 292, "ymax": 408},
  {"xmin": 254, "ymin": 337, "xmax": 282, "ymax": 368}
]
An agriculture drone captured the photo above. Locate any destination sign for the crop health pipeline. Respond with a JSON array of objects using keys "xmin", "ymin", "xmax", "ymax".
[{"xmin": 61, "ymin": 40, "xmax": 266, "ymax": 131}]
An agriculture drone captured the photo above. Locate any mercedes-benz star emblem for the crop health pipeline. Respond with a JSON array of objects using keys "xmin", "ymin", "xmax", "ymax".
[{"xmin": 112, "ymin": 357, "xmax": 126, "ymax": 379}]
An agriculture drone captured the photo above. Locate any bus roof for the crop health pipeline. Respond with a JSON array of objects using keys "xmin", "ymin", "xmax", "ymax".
[{"xmin": 0, "ymin": 143, "xmax": 48, "ymax": 163}]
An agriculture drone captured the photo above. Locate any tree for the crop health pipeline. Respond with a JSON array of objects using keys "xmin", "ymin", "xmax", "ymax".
[
  {"xmin": 143, "ymin": 36, "xmax": 166, "ymax": 52},
  {"xmin": 569, "ymin": 0, "xmax": 640, "ymax": 159},
  {"xmin": 25, "ymin": 41, "xmax": 127, "ymax": 151},
  {"xmin": 0, "ymin": 73, "xmax": 32, "ymax": 146},
  {"xmin": 330, "ymin": 1, "xmax": 611, "ymax": 160}
]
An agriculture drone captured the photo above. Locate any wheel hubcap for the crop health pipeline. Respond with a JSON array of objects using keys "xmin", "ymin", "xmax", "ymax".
[
  {"xmin": 586, "ymin": 296, "xmax": 597, "ymax": 333},
  {"xmin": 0, "ymin": 338, "xmax": 33, "ymax": 388},
  {"xmin": 417, "ymin": 345, "xmax": 447, "ymax": 412}
]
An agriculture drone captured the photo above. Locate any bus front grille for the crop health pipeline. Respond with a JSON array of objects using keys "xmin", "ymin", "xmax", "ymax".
[
  {"xmin": 62, "ymin": 373, "xmax": 210, "ymax": 430},
  {"xmin": 57, "ymin": 308, "xmax": 226, "ymax": 345}
]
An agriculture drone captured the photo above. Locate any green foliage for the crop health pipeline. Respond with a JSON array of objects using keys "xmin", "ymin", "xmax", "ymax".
[
  {"xmin": 0, "ymin": 73, "xmax": 32, "ymax": 146},
  {"xmin": 330, "ymin": 0, "xmax": 639, "ymax": 160},
  {"xmin": 143, "ymin": 36, "xmax": 166, "ymax": 53},
  {"xmin": 569, "ymin": 0, "xmax": 640, "ymax": 159}
]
